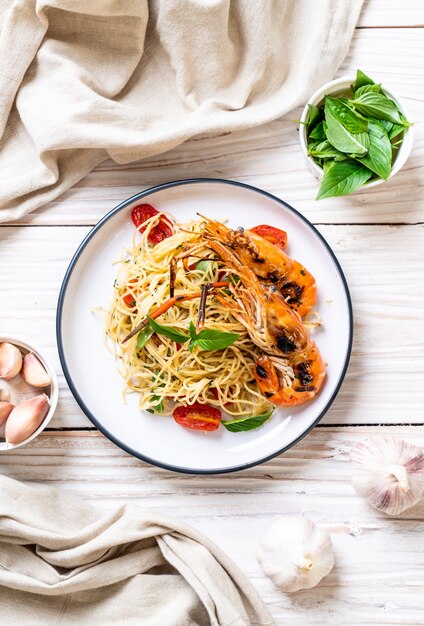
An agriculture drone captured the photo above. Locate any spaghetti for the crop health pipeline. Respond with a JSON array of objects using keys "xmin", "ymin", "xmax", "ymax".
[{"xmin": 104, "ymin": 214, "xmax": 282, "ymax": 418}]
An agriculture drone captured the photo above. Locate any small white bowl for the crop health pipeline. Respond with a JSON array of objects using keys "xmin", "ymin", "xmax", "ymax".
[
  {"xmin": 299, "ymin": 75, "xmax": 414, "ymax": 189},
  {"xmin": 0, "ymin": 337, "xmax": 58, "ymax": 451}
]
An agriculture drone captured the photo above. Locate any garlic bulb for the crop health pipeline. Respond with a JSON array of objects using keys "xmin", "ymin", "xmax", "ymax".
[
  {"xmin": 351, "ymin": 436, "xmax": 424, "ymax": 515},
  {"xmin": 5, "ymin": 394, "xmax": 50, "ymax": 444},
  {"xmin": 22, "ymin": 353, "xmax": 51, "ymax": 387},
  {"xmin": 0, "ymin": 401, "xmax": 14, "ymax": 426},
  {"xmin": 257, "ymin": 517, "xmax": 334, "ymax": 592},
  {"xmin": 0, "ymin": 342, "xmax": 23, "ymax": 381}
]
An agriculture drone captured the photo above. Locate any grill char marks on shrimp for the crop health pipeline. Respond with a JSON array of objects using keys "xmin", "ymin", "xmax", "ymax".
[{"xmin": 202, "ymin": 218, "xmax": 316, "ymax": 317}]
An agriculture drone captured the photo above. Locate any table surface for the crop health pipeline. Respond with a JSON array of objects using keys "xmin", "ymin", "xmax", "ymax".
[{"xmin": 1, "ymin": 1, "xmax": 423, "ymax": 624}]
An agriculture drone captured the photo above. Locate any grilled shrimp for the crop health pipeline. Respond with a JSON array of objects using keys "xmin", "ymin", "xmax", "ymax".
[
  {"xmin": 253, "ymin": 343, "xmax": 325, "ymax": 407},
  {"xmin": 202, "ymin": 217, "xmax": 316, "ymax": 317},
  {"xmin": 144, "ymin": 219, "xmax": 326, "ymax": 407}
]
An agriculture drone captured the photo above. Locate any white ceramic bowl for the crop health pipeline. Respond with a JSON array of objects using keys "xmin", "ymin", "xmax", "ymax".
[
  {"xmin": 299, "ymin": 75, "xmax": 414, "ymax": 189},
  {"xmin": 0, "ymin": 337, "xmax": 58, "ymax": 451}
]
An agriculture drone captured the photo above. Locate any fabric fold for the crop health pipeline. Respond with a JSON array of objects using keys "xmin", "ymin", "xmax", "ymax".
[
  {"xmin": 0, "ymin": 475, "xmax": 274, "ymax": 625},
  {"xmin": 0, "ymin": 0, "xmax": 364, "ymax": 222}
]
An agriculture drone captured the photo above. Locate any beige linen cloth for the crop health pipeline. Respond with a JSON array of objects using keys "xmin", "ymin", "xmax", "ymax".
[
  {"xmin": 0, "ymin": 0, "xmax": 363, "ymax": 222},
  {"xmin": 0, "ymin": 474, "xmax": 274, "ymax": 625}
]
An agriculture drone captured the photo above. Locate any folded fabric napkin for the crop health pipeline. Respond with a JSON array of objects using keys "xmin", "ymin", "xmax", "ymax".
[
  {"xmin": 0, "ymin": 475, "xmax": 274, "ymax": 625},
  {"xmin": 0, "ymin": 0, "xmax": 363, "ymax": 222}
]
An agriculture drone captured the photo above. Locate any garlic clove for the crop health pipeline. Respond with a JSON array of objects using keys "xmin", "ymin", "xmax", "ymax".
[
  {"xmin": 0, "ymin": 342, "xmax": 23, "ymax": 381},
  {"xmin": 0, "ymin": 401, "xmax": 14, "ymax": 426},
  {"xmin": 351, "ymin": 436, "xmax": 424, "ymax": 515},
  {"xmin": 257, "ymin": 517, "xmax": 334, "ymax": 592},
  {"xmin": 5, "ymin": 394, "xmax": 50, "ymax": 444},
  {"xmin": 0, "ymin": 379, "xmax": 11, "ymax": 402},
  {"xmin": 21, "ymin": 353, "xmax": 51, "ymax": 388}
]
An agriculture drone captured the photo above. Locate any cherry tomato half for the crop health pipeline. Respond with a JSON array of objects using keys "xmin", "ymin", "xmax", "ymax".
[
  {"xmin": 249, "ymin": 225, "xmax": 287, "ymax": 251},
  {"xmin": 173, "ymin": 403, "xmax": 222, "ymax": 431},
  {"xmin": 131, "ymin": 204, "xmax": 173, "ymax": 245}
]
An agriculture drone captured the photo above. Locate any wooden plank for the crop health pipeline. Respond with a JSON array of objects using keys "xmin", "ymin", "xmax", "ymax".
[
  {"xmin": 7, "ymin": 29, "xmax": 423, "ymax": 227},
  {"xmin": 359, "ymin": 0, "xmax": 424, "ymax": 28},
  {"xmin": 1, "ymin": 427, "xmax": 423, "ymax": 625},
  {"xmin": 0, "ymin": 224, "xmax": 423, "ymax": 428}
]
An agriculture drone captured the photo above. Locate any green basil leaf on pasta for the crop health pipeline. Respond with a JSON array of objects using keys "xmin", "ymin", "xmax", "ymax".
[
  {"xmin": 222, "ymin": 410, "xmax": 274, "ymax": 432},
  {"xmin": 147, "ymin": 316, "xmax": 190, "ymax": 343},
  {"xmin": 195, "ymin": 259, "xmax": 217, "ymax": 274},
  {"xmin": 325, "ymin": 96, "xmax": 368, "ymax": 134},
  {"xmin": 147, "ymin": 396, "xmax": 164, "ymax": 414},
  {"xmin": 136, "ymin": 324, "xmax": 155, "ymax": 349},
  {"xmin": 195, "ymin": 328, "xmax": 239, "ymax": 351},
  {"xmin": 316, "ymin": 160, "xmax": 373, "ymax": 200}
]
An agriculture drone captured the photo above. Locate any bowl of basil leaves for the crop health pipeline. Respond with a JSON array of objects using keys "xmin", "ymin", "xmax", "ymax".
[{"xmin": 299, "ymin": 69, "xmax": 413, "ymax": 200}]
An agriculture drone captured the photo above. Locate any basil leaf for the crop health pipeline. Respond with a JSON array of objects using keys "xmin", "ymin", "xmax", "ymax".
[
  {"xmin": 316, "ymin": 160, "xmax": 373, "ymax": 200},
  {"xmin": 308, "ymin": 140, "xmax": 346, "ymax": 160},
  {"xmin": 388, "ymin": 123, "xmax": 405, "ymax": 141},
  {"xmin": 354, "ymin": 121, "xmax": 392, "ymax": 180},
  {"xmin": 222, "ymin": 410, "xmax": 274, "ymax": 433},
  {"xmin": 325, "ymin": 96, "xmax": 368, "ymax": 134},
  {"xmin": 147, "ymin": 372, "xmax": 165, "ymax": 413},
  {"xmin": 325, "ymin": 107, "xmax": 369, "ymax": 155},
  {"xmin": 187, "ymin": 323, "xmax": 239, "ymax": 352},
  {"xmin": 195, "ymin": 259, "xmax": 217, "ymax": 274},
  {"xmin": 308, "ymin": 120, "xmax": 326, "ymax": 141},
  {"xmin": 323, "ymin": 160, "xmax": 336, "ymax": 175},
  {"xmin": 136, "ymin": 324, "xmax": 155, "ymax": 349},
  {"xmin": 349, "ymin": 92, "xmax": 405, "ymax": 125},
  {"xmin": 147, "ymin": 397, "xmax": 164, "ymax": 414},
  {"xmin": 386, "ymin": 113, "xmax": 411, "ymax": 140},
  {"xmin": 306, "ymin": 103, "xmax": 322, "ymax": 132},
  {"xmin": 195, "ymin": 328, "xmax": 239, "ymax": 351},
  {"xmin": 227, "ymin": 274, "xmax": 241, "ymax": 287},
  {"xmin": 377, "ymin": 120, "xmax": 393, "ymax": 134},
  {"xmin": 354, "ymin": 69, "xmax": 374, "ymax": 92},
  {"xmin": 189, "ymin": 321, "xmax": 197, "ymax": 340},
  {"xmin": 147, "ymin": 316, "xmax": 190, "ymax": 343},
  {"xmin": 354, "ymin": 84, "xmax": 381, "ymax": 98}
]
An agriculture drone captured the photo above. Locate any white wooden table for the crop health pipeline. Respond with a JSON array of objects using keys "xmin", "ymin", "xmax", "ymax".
[{"xmin": 1, "ymin": 2, "xmax": 423, "ymax": 623}]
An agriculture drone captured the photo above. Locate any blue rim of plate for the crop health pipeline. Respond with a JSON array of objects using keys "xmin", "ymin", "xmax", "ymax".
[{"xmin": 56, "ymin": 178, "xmax": 353, "ymax": 475}]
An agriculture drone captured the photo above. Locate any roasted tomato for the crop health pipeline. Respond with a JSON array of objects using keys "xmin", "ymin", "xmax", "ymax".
[
  {"xmin": 173, "ymin": 403, "xmax": 222, "ymax": 431},
  {"xmin": 131, "ymin": 204, "xmax": 173, "ymax": 244},
  {"xmin": 123, "ymin": 293, "xmax": 137, "ymax": 308},
  {"xmin": 249, "ymin": 225, "xmax": 287, "ymax": 251}
]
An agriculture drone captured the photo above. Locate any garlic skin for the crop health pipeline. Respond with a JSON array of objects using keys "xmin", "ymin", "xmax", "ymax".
[
  {"xmin": 0, "ymin": 401, "xmax": 14, "ymax": 426},
  {"xmin": 257, "ymin": 517, "xmax": 334, "ymax": 592},
  {"xmin": 21, "ymin": 353, "xmax": 51, "ymax": 388},
  {"xmin": 5, "ymin": 394, "xmax": 50, "ymax": 444},
  {"xmin": 0, "ymin": 342, "xmax": 23, "ymax": 381},
  {"xmin": 351, "ymin": 436, "xmax": 424, "ymax": 515}
]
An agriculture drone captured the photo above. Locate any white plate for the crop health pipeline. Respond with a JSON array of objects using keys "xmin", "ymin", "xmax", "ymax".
[{"xmin": 57, "ymin": 179, "xmax": 352, "ymax": 474}]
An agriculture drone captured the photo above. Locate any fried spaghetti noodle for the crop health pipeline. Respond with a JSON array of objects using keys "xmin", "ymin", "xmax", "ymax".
[{"xmin": 104, "ymin": 214, "xmax": 290, "ymax": 417}]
